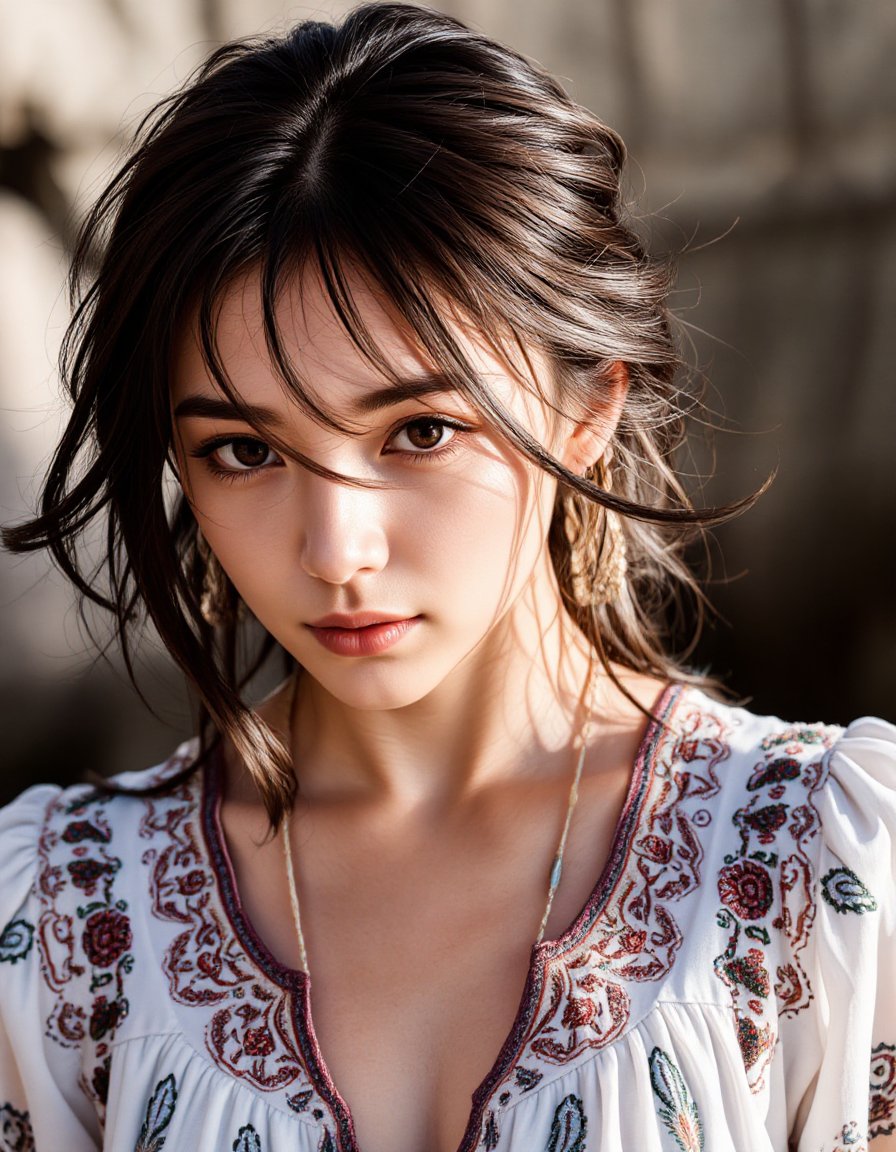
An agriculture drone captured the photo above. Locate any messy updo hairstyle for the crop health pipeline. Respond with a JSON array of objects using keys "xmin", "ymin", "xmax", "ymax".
[{"xmin": 1, "ymin": 2, "xmax": 751, "ymax": 832}]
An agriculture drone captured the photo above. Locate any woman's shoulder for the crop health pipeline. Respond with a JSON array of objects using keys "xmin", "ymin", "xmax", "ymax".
[
  {"xmin": 669, "ymin": 684, "xmax": 896, "ymax": 901},
  {"xmin": 657, "ymin": 686, "xmax": 895, "ymax": 879},
  {"xmin": 668, "ymin": 684, "xmax": 894, "ymax": 784},
  {"xmin": 0, "ymin": 738, "xmax": 204, "ymax": 924}
]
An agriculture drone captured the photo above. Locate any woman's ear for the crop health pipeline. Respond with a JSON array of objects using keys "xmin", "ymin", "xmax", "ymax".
[{"xmin": 563, "ymin": 361, "xmax": 629, "ymax": 473}]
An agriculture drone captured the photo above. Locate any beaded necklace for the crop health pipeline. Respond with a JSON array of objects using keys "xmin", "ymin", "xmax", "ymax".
[{"xmin": 279, "ymin": 661, "xmax": 598, "ymax": 973}]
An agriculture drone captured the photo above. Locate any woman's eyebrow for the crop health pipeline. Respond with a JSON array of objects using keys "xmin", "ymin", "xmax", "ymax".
[{"xmin": 172, "ymin": 373, "xmax": 463, "ymax": 424}]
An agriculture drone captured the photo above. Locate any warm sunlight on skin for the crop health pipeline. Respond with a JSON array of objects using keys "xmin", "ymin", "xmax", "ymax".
[{"xmin": 169, "ymin": 265, "xmax": 632, "ymax": 806}]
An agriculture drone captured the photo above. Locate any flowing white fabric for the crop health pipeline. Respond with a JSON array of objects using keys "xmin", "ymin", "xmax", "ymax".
[{"xmin": 0, "ymin": 688, "xmax": 893, "ymax": 1151}]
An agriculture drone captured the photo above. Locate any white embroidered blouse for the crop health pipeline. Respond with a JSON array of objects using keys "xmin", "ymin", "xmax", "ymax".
[{"xmin": 0, "ymin": 685, "xmax": 894, "ymax": 1152}]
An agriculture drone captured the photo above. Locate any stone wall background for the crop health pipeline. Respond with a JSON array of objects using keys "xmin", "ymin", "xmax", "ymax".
[{"xmin": 1, "ymin": 0, "xmax": 894, "ymax": 800}]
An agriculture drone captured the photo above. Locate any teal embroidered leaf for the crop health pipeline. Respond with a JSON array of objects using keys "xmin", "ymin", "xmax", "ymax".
[
  {"xmin": 134, "ymin": 1074, "xmax": 178, "ymax": 1152},
  {"xmin": 649, "ymin": 1047, "xmax": 704, "ymax": 1152},
  {"xmin": 0, "ymin": 919, "xmax": 34, "ymax": 964},
  {"xmin": 232, "ymin": 1125, "xmax": 262, "ymax": 1152},
  {"xmin": 547, "ymin": 1094, "xmax": 588, "ymax": 1152},
  {"xmin": 317, "ymin": 1130, "xmax": 335, "ymax": 1152},
  {"xmin": 821, "ymin": 867, "xmax": 878, "ymax": 914}
]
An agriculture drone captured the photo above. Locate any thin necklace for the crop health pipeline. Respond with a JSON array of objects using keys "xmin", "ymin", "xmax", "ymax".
[{"xmin": 280, "ymin": 662, "xmax": 598, "ymax": 974}]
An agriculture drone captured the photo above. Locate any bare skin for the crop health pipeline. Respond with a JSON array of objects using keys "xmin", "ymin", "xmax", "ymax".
[{"xmin": 218, "ymin": 668, "xmax": 667, "ymax": 1152}]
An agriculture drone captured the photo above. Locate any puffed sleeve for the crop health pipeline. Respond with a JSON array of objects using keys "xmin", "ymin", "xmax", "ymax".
[
  {"xmin": 785, "ymin": 717, "xmax": 896, "ymax": 1151},
  {"xmin": 0, "ymin": 784, "xmax": 102, "ymax": 1149}
]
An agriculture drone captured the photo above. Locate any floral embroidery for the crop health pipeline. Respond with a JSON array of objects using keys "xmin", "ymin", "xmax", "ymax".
[
  {"xmin": 718, "ymin": 861, "xmax": 774, "ymax": 920},
  {"xmin": 478, "ymin": 691, "xmax": 724, "ymax": 1124},
  {"xmin": 0, "ymin": 919, "xmax": 34, "ymax": 965},
  {"xmin": 232, "ymin": 1125, "xmax": 262, "ymax": 1152},
  {"xmin": 138, "ymin": 767, "xmax": 333, "ymax": 1129},
  {"xmin": 713, "ymin": 721, "xmax": 839, "ymax": 1092},
  {"xmin": 33, "ymin": 784, "xmax": 138, "ymax": 1122},
  {"xmin": 832, "ymin": 1120, "xmax": 865, "ymax": 1150},
  {"xmin": 134, "ymin": 1074, "xmax": 178, "ymax": 1151},
  {"xmin": 482, "ymin": 1111, "xmax": 500, "ymax": 1150},
  {"xmin": 0, "ymin": 1102, "xmax": 35, "ymax": 1151},
  {"xmin": 870, "ymin": 1042, "xmax": 896, "ymax": 1137},
  {"xmin": 821, "ymin": 867, "xmax": 878, "ymax": 915},
  {"xmin": 649, "ymin": 1048, "xmax": 703, "ymax": 1152},
  {"xmin": 61, "ymin": 819, "xmax": 111, "ymax": 845}
]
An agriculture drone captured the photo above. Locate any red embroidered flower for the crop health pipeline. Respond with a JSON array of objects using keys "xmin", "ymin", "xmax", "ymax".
[
  {"xmin": 89, "ymin": 995, "xmax": 127, "ymax": 1041},
  {"xmin": 62, "ymin": 820, "xmax": 109, "ymax": 844},
  {"xmin": 718, "ymin": 861, "xmax": 773, "ymax": 920},
  {"xmin": 638, "ymin": 835, "xmax": 672, "ymax": 864},
  {"xmin": 618, "ymin": 928, "xmax": 647, "ymax": 954},
  {"xmin": 68, "ymin": 858, "xmax": 111, "ymax": 890},
  {"xmin": 561, "ymin": 996, "xmax": 596, "ymax": 1030},
  {"xmin": 870, "ymin": 1094, "xmax": 894, "ymax": 1125},
  {"xmin": 244, "ymin": 1025, "xmax": 276, "ymax": 1056},
  {"xmin": 177, "ymin": 869, "xmax": 206, "ymax": 895},
  {"xmin": 198, "ymin": 949, "xmax": 222, "ymax": 977},
  {"xmin": 82, "ymin": 909, "xmax": 132, "ymax": 967}
]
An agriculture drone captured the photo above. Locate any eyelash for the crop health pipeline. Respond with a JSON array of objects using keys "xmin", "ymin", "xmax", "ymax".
[{"xmin": 188, "ymin": 415, "xmax": 474, "ymax": 484}]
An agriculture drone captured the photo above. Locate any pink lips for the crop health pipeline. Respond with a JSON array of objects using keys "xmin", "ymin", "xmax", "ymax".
[{"xmin": 305, "ymin": 614, "xmax": 421, "ymax": 657}]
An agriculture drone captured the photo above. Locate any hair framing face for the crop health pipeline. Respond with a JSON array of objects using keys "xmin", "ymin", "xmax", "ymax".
[{"xmin": 2, "ymin": 2, "xmax": 755, "ymax": 830}]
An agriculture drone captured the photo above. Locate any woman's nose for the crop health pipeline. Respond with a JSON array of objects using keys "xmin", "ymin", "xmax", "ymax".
[{"xmin": 298, "ymin": 473, "xmax": 389, "ymax": 585}]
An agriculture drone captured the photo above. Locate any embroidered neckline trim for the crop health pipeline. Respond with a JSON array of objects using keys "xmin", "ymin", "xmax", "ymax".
[{"xmin": 197, "ymin": 681, "xmax": 683, "ymax": 1152}]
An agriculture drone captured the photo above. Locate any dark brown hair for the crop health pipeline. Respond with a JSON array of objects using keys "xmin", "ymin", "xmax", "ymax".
[{"xmin": 2, "ymin": 2, "xmax": 753, "ymax": 833}]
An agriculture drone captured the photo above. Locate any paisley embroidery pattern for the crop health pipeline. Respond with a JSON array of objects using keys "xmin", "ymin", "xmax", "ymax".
[
  {"xmin": 712, "ymin": 722, "xmax": 839, "ymax": 1092},
  {"xmin": 232, "ymin": 1125, "xmax": 262, "ymax": 1152},
  {"xmin": 0, "ymin": 919, "xmax": 34, "ymax": 965},
  {"xmin": 546, "ymin": 1095, "xmax": 587, "ymax": 1152},
  {"xmin": 0, "ymin": 1102, "xmax": 35, "ymax": 1151},
  {"xmin": 135, "ymin": 1074, "xmax": 178, "ymax": 1151},
  {"xmin": 821, "ymin": 867, "xmax": 878, "ymax": 915},
  {"xmin": 832, "ymin": 1120, "xmax": 866, "ymax": 1150},
  {"xmin": 649, "ymin": 1048, "xmax": 703, "ymax": 1152},
  {"xmin": 870, "ymin": 1042, "xmax": 896, "ymax": 1137}
]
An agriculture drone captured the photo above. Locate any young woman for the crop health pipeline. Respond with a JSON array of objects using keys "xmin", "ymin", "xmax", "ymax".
[{"xmin": 0, "ymin": 5, "xmax": 893, "ymax": 1151}]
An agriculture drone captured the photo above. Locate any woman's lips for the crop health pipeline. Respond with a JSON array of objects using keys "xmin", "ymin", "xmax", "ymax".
[{"xmin": 305, "ymin": 616, "xmax": 421, "ymax": 657}]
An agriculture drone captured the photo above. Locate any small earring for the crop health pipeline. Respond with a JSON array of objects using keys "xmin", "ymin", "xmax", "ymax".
[
  {"xmin": 567, "ymin": 458, "xmax": 628, "ymax": 607},
  {"xmin": 197, "ymin": 532, "xmax": 231, "ymax": 627},
  {"xmin": 593, "ymin": 505, "xmax": 628, "ymax": 605}
]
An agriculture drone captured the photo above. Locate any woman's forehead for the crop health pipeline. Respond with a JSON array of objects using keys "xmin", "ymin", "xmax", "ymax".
[{"xmin": 169, "ymin": 265, "xmax": 553, "ymax": 428}]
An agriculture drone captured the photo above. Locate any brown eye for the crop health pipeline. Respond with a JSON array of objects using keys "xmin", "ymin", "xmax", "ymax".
[
  {"xmin": 407, "ymin": 420, "xmax": 443, "ymax": 449},
  {"xmin": 217, "ymin": 438, "xmax": 274, "ymax": 469},
  {"xmin": 394, "ymin": 418, "xmax": 451, "ymax": 453}
]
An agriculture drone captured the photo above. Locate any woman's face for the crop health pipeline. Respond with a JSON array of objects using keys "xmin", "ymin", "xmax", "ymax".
[{"xmin": 170, "ymin": 268, "xmax": 612, "ymax": 711}]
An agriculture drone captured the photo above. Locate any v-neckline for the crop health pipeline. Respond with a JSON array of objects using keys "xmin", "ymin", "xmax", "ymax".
[{"xmin": 199, "ymin": 681, "xmax": 684, "ymax": 1151}]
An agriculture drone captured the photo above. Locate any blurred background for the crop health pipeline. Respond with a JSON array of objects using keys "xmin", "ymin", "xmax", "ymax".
[{"xmin": 1, "ymin": 0, "xmax": 894, "ymax": 802}]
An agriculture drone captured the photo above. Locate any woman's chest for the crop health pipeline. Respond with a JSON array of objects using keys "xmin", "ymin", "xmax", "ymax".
[{"xmin": 221, "ymin": 772, "xmax": 635, "ymax": 1152}]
